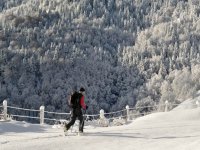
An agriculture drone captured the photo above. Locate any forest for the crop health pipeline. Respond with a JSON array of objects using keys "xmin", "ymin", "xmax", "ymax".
[{"xmin": 0, "ymin": 0, "xmax": 199, "ymax": 116}]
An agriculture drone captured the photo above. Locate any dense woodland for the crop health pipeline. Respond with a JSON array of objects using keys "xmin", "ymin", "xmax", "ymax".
[{"xmin": 0, "ymin": 0, "xmax": 200, "ymax": 116}]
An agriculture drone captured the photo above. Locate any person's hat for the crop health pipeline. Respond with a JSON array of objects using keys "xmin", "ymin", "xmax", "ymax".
[{"xmin": 80, "ymin": 87, "xmax": 85, "ymax": 92}]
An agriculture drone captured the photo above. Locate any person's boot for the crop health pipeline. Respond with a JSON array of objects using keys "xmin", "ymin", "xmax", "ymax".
[
  {"xmin": 64, "ymin": 122, "xmax": 69, "ymax": 132},
  {"xmin": 78, "ymin": 131, "xmax": 83, "ymax": 136}
]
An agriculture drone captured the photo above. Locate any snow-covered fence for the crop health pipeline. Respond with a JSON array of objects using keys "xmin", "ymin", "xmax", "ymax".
[
  {"xmin": 7, "ymin": 105, "xmax": 40, "ymax": 123},
  {"xmin": 3, "ymin": 100, "xmax": 7, "ymax": 120},
  {"xmin": 1, "ymin": 100, "xmax": 132, "ymax": 126},
  {"xmin": 40, "ymin": 106, "xmax": 45, "ymax": 125},
  {"xmin": 6, "ymin": 103, "xmax": 71, "ymax": 124},
  {"xmin": 0, "ymin": 100, "xmax": 173, "ymax": 125},
  {"xmin": 0, "ymin": 105, "xmax": 3, "ymax": 120},
  {"xmin": 98, "ymin": 109, "xmax": 108, "ymax": 126},
  {"xmin": 165, "ymin": 100, "xmax": 169, "ymax": 112},
  {"xmin": 3, "ymin": 101, "xmax": 70, "ymax": 124},
  {"xmin": 1, "ymin": 99, "xmax": 200, "ymax": 126},
  {"xmin": 44, "ymin": 110, "xmax": 70, "ymax": 124},
  {"xmin": 126, "ymin": 105, "xmax": 130, "ymax": 121}
]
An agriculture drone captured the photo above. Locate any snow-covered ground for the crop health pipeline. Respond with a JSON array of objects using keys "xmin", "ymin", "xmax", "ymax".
[{"xmin": 1, "ymin": 96, "xmax": 200, "ymax": 150}]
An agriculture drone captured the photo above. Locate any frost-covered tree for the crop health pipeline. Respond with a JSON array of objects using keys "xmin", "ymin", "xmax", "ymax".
[{"xmin": 0, "ymin": 0, "xmax": 199, "ymax": 119}]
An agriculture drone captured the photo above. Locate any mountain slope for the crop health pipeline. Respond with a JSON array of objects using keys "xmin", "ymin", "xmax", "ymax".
[{"xmin": 0, "ymin": 0, "xmax": 199, "ymax": 115}]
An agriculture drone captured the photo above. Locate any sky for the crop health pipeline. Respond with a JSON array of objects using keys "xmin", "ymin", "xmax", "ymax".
[{"xmin": 1, "ymin": 94, "xmax": 200, "ymax": 150}]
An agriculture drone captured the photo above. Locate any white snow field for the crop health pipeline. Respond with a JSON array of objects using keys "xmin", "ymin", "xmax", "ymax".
[{"xmin": 1, "ymin": 96, "xmax": 200, "ymax": 150}]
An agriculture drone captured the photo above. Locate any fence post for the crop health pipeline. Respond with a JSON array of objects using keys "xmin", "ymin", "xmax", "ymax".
[
  {"xmin": 100, "ymin": 109, "xmax": 105, "ymax": 119},
  {"xmin": 40, "ymin": 106, "xmax": 45, "ymax": 125},
  {"xmin": 196, "ymin": 100, "xmax": 200, "ymax": 107},
  {"xmin": 165, "ymin": 100, "xmax": 169, "ymax": 112},
  {"xmin": 126, "ymin": 105, "xmax": 130, "ymax": 121},
  {"xmin": 98, "ymin": 109, "xmax": 108, "ymax": 127},
  {"xmin": 3, "ymin": 100, "xmax": 7, "ymax": 121}
]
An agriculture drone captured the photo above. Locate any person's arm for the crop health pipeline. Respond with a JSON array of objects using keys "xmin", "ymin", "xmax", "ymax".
[{"xmin": 80, "ymin": 96, "xmax": 86, "ymax": 110}]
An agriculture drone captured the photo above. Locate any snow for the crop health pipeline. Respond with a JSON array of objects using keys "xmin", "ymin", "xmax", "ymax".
[{"xmin": 1, "ymin": 96, "xmax": 200, "ymax": 150}]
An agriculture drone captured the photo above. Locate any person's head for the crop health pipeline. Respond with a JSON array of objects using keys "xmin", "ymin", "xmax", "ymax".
[{"xmin": 79, "ymin": 87, "xmax": 85, "ymax": 94}]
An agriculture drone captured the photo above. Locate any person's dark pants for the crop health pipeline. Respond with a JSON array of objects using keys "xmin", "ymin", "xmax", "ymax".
[{"xmin": 66, "ymin": 108, "xmax": 84, "ymax": 132}]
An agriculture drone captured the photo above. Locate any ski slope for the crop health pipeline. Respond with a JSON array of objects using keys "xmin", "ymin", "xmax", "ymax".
[{"xmin": 1, "ymin": 96, "xmax": 200, "ymax": 150}]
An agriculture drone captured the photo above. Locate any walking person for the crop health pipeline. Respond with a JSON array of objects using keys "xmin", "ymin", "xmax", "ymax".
[{"xmin": 64, "ymin": 87, "xmax": 88, "ymax": 135}]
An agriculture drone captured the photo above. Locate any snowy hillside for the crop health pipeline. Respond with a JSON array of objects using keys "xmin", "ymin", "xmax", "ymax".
[
  {"xmin": 1, "ymin": 0, "xmax": 200, "ymax": 116},
  {"xmin": 1, "ymin": 95, "xmax": 200, "ymax": 150}
]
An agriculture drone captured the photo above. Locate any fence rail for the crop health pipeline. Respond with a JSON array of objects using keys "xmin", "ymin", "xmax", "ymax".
[
  {"xmin": 104, "ymin": 109, "xmax": 126, "ymax": 115},
  {"xmin": 11, "ymin": 115, "xmax": 40, "ymax": 119},
  {"xmin": 1, "ymin": 99, "xmax": 200, "ymax": 126},
  {"xmin": 44, "ymin": 111, "xmax": 70, "ymax": 115},
  {"xmin": 8, "ymin": 106, "xmax": 40, "ymax": 112}
]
